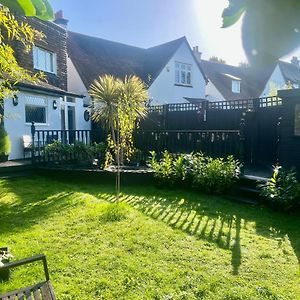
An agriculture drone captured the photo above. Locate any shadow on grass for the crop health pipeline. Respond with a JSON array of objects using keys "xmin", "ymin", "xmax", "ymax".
[
  {"xmin": 100, "ymin": 185, "xmax": 300, "ymax": 275},
  {"xmin": 0, "ymin": 177, "xmax": 87, "ymax": 236},
  {"xmin": 1, "ymin": 176, "xmax": 299, "ymax": 276}
]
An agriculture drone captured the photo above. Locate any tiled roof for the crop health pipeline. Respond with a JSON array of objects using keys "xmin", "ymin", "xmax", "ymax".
[
  {"xmin": 278, "ymin": 61, "xmax": 300, "ymax": 84},
  {"xmin": 200, "ymin": 60, "xmax": 275, "ymax": 100},
  {"xmin": 67, "ymin": 32, "xmax": 205, "ymax": 89}
]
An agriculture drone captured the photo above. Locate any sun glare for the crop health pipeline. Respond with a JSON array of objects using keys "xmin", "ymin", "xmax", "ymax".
[{"xmin": 193, "ymin": 0, "xmax": 247, "ymax": 65}]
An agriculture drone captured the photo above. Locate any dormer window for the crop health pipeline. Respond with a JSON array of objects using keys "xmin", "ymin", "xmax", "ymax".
[
  {"xmin": 175, "ymin": 62, "xmax": 192, "ymax": 86},
  {"xmin": 33, "ymin": 46, "xmax": 57, "ymax": 74},
  {"xmin": 232, "ymin": 80, "xmax": 241, "ymax": 93}
]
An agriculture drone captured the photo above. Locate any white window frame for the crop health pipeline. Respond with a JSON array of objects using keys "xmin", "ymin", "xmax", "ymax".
[
  {"xmin": 175, "ymin": 62, "xmax": 192, "ymax": 86},
  {"xmin": 232, "ymin": 80, "xmax": 241, "ymax": 93},
  {"xmin": 33, "ymin": 46, "xmax": 57, "ymax": 74},
  {"xmin": 25, "ymin": 96, "xmax": 48, "ymax": 126}
]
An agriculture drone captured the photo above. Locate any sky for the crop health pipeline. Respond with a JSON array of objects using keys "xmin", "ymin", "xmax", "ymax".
[{"xmin": 50, "ymin": 0, "xmax": 299, "ymax": 66}]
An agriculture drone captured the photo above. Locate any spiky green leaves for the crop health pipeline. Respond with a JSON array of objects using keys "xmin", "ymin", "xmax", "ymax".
[{"xmin": 0, "ymin": 0, "xmax": 54, "ymax": 20}]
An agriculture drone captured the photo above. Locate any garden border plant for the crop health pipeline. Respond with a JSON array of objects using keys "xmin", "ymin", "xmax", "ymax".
[
  {"xmin": 149, "ymin": 150, "xmax": 241, "ymax": 195},
  {"xmin": 259, "ymin": 165, "xmax": 300, "ymax": 212}
]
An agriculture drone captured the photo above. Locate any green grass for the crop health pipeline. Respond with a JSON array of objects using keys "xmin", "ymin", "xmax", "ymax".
[{"xmin": 0, "ymin": 176, "xmax": 299, "ymax": 299}]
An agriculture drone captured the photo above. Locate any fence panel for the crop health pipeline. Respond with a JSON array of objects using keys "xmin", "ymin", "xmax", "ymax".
[{"xmin": 135, "ymin": 130, "xmax": 241, "ymax": 160}]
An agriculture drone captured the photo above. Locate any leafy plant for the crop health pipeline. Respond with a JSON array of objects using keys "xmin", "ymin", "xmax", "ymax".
[
  {"xmin": 90, "ymin": 75, "xmax": 149, "ymax": 199},
  {"xmin": 222, "ymin": 0, "xmax": 300, "ymax": 66},
  {"xmin": 45, "ymin": 140, "xmax": 72, "ymax": 157},
  {"xmin": 0, "ymin": 126, "xmax": 11, "ymax": 156},
  {"xmin": 190, "ymin": 154, "xmax": 240, "ymax": 194},
  {"xmin": 149, "ymin": 151, "xmax": 240, "ymax": 194},
  {"xmin": 0, "ymin": 0, "xmax": 54, "ymax": 20},
  {"xmin": 149, "ymin": 150, "xmax": 174, "ymax": 185},
  {"xmin": 0, "ymin": 6, "xmax": 44, "ymax": 109},
  {"xmin": 259, "ymin": 166, "xmax": 300, "ymax": 212}
]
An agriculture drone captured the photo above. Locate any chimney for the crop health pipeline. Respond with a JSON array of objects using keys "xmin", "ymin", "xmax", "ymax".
[
  {"xmin": 291, "ymin": 56, "xmax": 300, "ymax": 66},
  {"xmin": 54, "ymin": 10, "xmax": 69, "ymax": 29},
  {"xmin": 193, "ymin": 46, "xmax": 202, "ymax": 61}
]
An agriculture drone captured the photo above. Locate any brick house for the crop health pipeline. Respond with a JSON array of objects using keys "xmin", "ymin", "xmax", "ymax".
[{"xmin": 3, "ymin": 15, "xmax": 90, "ymax": 160}]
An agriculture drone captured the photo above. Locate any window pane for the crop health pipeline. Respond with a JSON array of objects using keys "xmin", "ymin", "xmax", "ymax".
[
  {"xmin": 187, "ymin": 65, "xmax": 191, "ymax": 71},
  {"xmin": 181, "ymin": 71, "xmax": 186, "ymax": 84},
  {"xmin": 232, "ymin": 80, "xmax": 241, "ymax": 93},
  {"xmin": 33, "ymin": 47, "xmax": 56, "ymax": 73},
  {"xmin": 181, "ymin": 64, "xmax": 186, "ymax": 70},
  {"xmin": 25, "ymin": 105, "xmax": 46, "ymax": 123},
  {"xmin": 33, "ymin": 47, "xmax": 38, "ymax": 69},
  {"xmin": 187, "ymin": 72, "xmax": 191, "ymax": 85},
  {"xmin": 175, "ymin": 70, "xmax": 180, "ymax": 83},
  {"xmin": 175, "ymin": 63, "xmax": 179, "ymax": 69}
]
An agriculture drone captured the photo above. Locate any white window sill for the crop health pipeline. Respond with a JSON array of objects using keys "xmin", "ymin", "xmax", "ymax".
[
  {"xmin": 26, "ymin": 123, "xmax": 50, "ymax": 127},
  {"xmin": 174, "ymin": 83, "xmax": 193, "ymax": 88},
  {"xmin": 33, "ymin": 68, "xmax": 57, "ymax": 75}
]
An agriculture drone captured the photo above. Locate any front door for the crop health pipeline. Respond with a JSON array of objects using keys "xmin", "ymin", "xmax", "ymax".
[{"xmin": 68, "ymin": 106, "xmax": 76, "ymax": 143}]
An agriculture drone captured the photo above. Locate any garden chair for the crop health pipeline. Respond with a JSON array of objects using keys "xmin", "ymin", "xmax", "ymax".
[
  {"xmin": 22, "ymin": 135, "xmax": 32, "ymax": 158},
  {"xmin": 0, "ymin": 254, "xmax": 57, "ymax": 300}
]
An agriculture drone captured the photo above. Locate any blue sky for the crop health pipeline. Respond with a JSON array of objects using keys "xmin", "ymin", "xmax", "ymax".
[{"xmin": 50, "ymin": 0, "xmax": 299, "ymax": 65}]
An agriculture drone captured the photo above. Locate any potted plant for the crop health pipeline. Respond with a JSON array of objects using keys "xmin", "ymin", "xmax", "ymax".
[
  {"xmin": 0, "ymin": 126, "xmax": 11, "ymax": 162},
  {"xmin": 0, "ymin": 247, "xmax": 13, "ymax": 281}
]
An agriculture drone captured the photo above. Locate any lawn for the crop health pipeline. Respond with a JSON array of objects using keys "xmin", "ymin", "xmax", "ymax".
[{"xmin": 0, "ymin": 176, "xmax": 299, "ymax": 300}]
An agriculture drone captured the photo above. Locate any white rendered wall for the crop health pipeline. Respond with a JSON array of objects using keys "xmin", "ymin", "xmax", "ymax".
[
  {"xmin": 67, "ymin": 57, "xmax": 92, "ymax": 106},
  {"xmin": 260, "ymin": 65, "xmax": 286, "ymax": 97},
  {"xmin": 205, "ymin": 82, "xmax": 226, "ymax": 101},
  {"xmin": 148, "ymin": 42, "xmax": 206, "ymax": 105},
  {"xmin": 4, "ymin": 91, "xmax": 91, "ymax": 160},
  {"xmin": 4, "ymin": 91, "xmax": 62, "ymax": 160}
]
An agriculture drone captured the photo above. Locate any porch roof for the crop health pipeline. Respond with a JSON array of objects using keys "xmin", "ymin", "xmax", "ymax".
[{"xmin": 16, "ymin": 81, "xmax": 84, "ymax": 99}]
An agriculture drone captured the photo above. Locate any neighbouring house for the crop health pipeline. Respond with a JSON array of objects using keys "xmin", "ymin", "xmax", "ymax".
[
  {"xmin": 67, "ymin": 32, "xmax": 208, "ymax": 106},
  {"xmin": 193, "ymin": 46, "xmax": 300, "ymax": 101},
  {"xmin": 3, "ymin": 13, "xmax": 91, "ymax": 160},
  {"xmin": 192, "ymin": 47, "xmax": 272, "ymax": 101},
  {"xmin": 260, "ymin": 57, "xmax": 300, "ymax": 97}
]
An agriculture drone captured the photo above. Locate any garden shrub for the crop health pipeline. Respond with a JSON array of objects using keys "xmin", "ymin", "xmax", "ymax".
[
  {"xmin": 149, "ymin": 151, "xmax": 189, "ymax": 185},
  {"xmin": 259, "ymin": 165, "xmax": 300, "ymax": 212},
  {"xmin": 149, "ymin": 151, "xmax": 240, "ymax": 194},
  {"xmin": 0, "ymin": 126, "xmax": 11, "ymax": 157},
  {"xmin": 45, "ymin": 141, "xmax": 106, "ymax": 162},
  {"xmin": 190, "ymin": 154, "xmax": 240, "ymax": 194}
]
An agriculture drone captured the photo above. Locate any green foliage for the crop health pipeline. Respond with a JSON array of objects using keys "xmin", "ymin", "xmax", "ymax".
[
  {"xmin": 222, "ymin": 0, "xmax": 246, "ymax": 28},
  {"xmin": 44, "ymin": 140, "xmax": 73, "ymax": 157},
  {"xmin": 150, "ymin": 151, "xmax": 240, "ymax": 194},
  {"xmin": 222, "ymin": 0, "xmax": 300, "ymax": 66},
  {"xmin": 190, "ymin": 154, "xmax": 240, "ymax": 194},
  {"xmin": 0, "ymin": 6, "xmax": 44, "ymax": 111},
  {"xmin": 149, "ymin": 151, "xmax": 188, "ymax": 185},
  {"xmin": 0, "ymin": 126, "xmax": 11, "ymax": 156},
  {"xmin": 90, "ymin": 75, "xmax": 149, "ymax": 164},
  {"xmin": 45, "ymin": 141, "xmax": 106, "ymax": 163},
  {"xmin": 259, "ymin": 166, "xmax": 300, "ymax": 212},
  {"xmin": 0, "ymin": 0, "xmax": 54, "ymax": 20}
]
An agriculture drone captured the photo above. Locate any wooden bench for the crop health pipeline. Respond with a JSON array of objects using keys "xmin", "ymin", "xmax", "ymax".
[{"xmin": 0, "ymin": 254, "xmax": 57, "ymax": 300}]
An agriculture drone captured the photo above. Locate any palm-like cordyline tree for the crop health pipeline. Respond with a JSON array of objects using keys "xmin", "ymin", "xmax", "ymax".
[{"xmin": 89, "ymin": 74, "xmax": 148, "ymax": 199}]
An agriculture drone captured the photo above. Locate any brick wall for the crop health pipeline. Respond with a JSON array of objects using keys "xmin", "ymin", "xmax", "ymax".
[{"xmin": 12, "ymin": 17, "xmax": 68, "ymax": 91}]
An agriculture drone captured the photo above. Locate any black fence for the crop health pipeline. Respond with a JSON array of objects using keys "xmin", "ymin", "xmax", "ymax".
[
  {"xmin": 137, "ymin": 96, "xmax": 283, "ymax": 167},
  {"xmin": 30, "ymin": 91, "xmax": 300, "ymax": 172},
  {"xmin": 135, "ymin": 130, "xmax": 242, "ymax": 159},
  {"xmin": 30, "ymin": 123, "xmax": 93, "ymax": 164}
]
